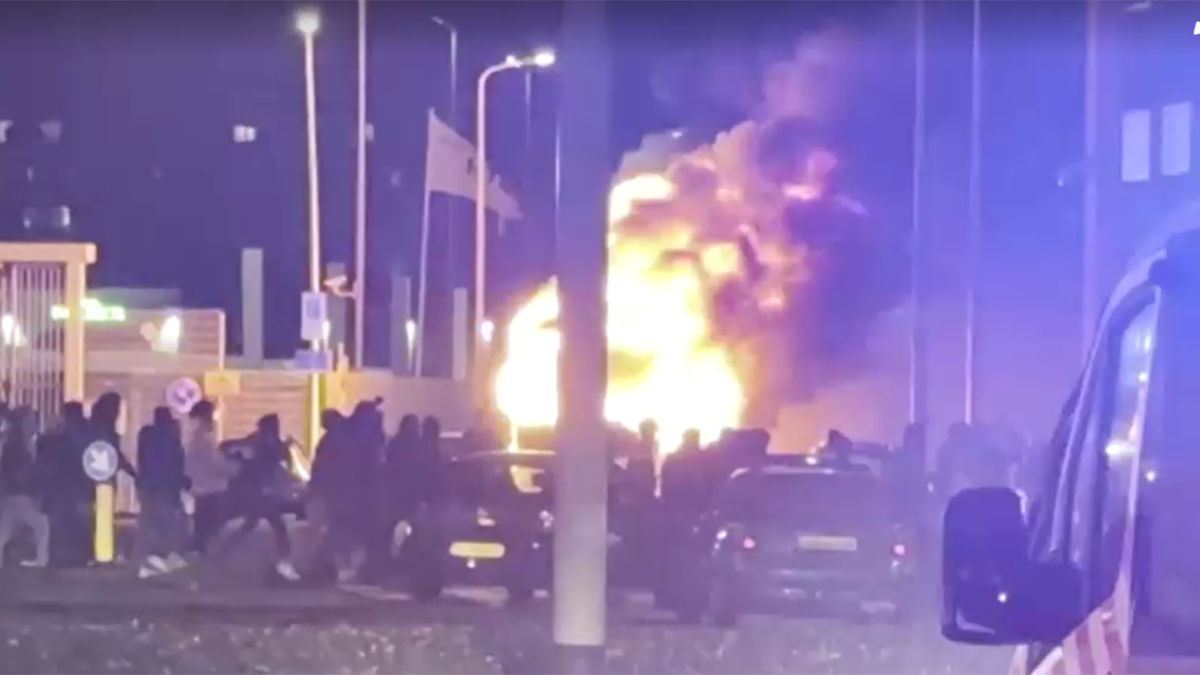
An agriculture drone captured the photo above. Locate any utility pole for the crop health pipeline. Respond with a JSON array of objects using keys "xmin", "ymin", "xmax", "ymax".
[
  {"xmin": 964, "ymin": 0, "xmax": 983, "ymax": 425},
  {"xmin": 1082, "ymin": 0, "xmax": 1100, "ymax": 361},
  {"xmin": 909, "ymin": 0, "xmax": 929, "ymax": 431},
  {"xmin": 554, "ymin": 0, "xmax": 609, "ymax": 672},
  {"xmin": 353, "ymin": 0, "xmax": 369, "ymax": 367}
]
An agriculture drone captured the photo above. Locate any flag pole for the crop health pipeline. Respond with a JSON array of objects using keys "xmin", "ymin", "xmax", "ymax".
[
  {"xmin": 964, "ymin": 0, "xmax": 982, "ymax": 425},
  {"xmin": 353, "ymin": 0, "xmax": 369, "ymax": 368},
  {"xmin": 1082, "ymin": 0, "xmax": 1100, "ymax": 361},
  {"xmin": 416, "ymin": 110, "xmax": 435, "ymax": 377},
  {"xmin": 909, "ymin": 0, "xmax": 929, "ymax": 431}
]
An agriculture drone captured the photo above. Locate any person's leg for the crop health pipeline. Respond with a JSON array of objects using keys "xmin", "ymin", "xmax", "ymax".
[
  {"xmin": 22, "ymin": 499, "xmax": 50, "ymax": 566},
  {"xmin": 0, "ymin": 497, "xmax": 19, "ymax": 568},
  {"xmin": 192, "ymin": 494, "xmax": 221, "ymax": 554}
]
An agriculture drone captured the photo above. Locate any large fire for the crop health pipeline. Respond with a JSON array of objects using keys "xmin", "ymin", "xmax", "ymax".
[{"xmin": 495, "ymin": 120, "xmax": 843, "ymax": 449}]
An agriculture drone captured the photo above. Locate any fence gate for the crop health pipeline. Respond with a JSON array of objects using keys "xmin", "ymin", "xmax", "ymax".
[{"xmin": 0, "ymin": 243, "xmax": 93, "ymax": 427}]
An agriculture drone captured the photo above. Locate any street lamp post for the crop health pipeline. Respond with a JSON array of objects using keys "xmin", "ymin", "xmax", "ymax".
[
  {"xmin": 296, "ymin": 7, "xmax": 323, "ymax": 453},
  {"xmin": 353, "ymin": 0, "xmax": 368, "ymax": 368},
  {"xmin": 297, "ymin": 8, "xmax": 322, "ymax": 301},
  {"xmin": 473, "ymin": 49, "xmax": 555, "ymax": 399},
  {"xmin": 433, "ymin": 16, "xmax": 461, "ymax": 362}
]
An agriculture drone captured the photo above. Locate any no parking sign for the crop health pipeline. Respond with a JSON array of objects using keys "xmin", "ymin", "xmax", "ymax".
[{"xmin": 166, "ymin": 377, "xmax": 203, "ymax": 415}]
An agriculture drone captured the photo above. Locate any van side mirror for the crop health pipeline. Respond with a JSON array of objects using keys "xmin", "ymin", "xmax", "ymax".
[{"xmin": 941, "ymin": 487, "xmax": 1081, "ymax": 645}]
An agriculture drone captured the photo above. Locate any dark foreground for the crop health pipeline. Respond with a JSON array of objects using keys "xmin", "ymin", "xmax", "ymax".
[
  {"xmin": 0, "ymin": 582, "xmax": 1010, "ymax": 674},
  {"xmin": 0, "ymin": 527, "xmax": 1011, "ymax": 674}
]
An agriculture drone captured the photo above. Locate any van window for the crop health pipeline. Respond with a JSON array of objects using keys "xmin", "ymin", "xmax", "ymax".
[{"xmin": 1061, "ymin": 293, "xmax": 1159, "ymax": 607}]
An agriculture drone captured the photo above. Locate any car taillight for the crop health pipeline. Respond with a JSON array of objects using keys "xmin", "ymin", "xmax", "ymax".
[
  {"xmin": 892, "ymin": 542, "xmax": 907, "ymax": 557},
  {"xmin": 741, "ymin": 536, "xmax": 757, "ymax": 551}
]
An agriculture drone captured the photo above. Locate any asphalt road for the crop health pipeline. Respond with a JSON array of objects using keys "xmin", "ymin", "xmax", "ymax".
[
  {"xmin": 0, "ymin": 523, "xmax": 1013, "ymax": 674},
  {"xmin": 0, "ymin": 574, "xmax": 1012, "ymax": 674}
]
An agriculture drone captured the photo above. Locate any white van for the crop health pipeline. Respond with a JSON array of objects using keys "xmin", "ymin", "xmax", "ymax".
[{"xmin": 940, "ymin": 212, "xmax": 1200, "ymax": 674}]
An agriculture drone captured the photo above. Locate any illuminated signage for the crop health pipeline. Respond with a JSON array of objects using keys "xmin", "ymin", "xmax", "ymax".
[{"xmin": 50, "ymin": 298, "xmax": 128, "ymax": 323}]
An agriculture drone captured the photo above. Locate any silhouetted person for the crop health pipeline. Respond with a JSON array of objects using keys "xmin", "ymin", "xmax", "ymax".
[
  {"xmin": 825, "ymin": 429, "xmax": 855, "ymax": 470},
  {"xmin": 628, "ymin": 419, "xmax": 658, "ymax": 502},
  {"xmin": 416, "ymin": 416, "xmax": 444, "ymax": 509},
  {"xmin": 135, "ymin": 406, "xmax": 189, "ymax": 577},
  {"xmin": 310, "ymin": 408, "xmax": 369, "ymax": 583},
  {"xmin": 224, "ymin": 414, "xmax": 299, "ymax": 581},
  {"xmin": 90, "ymin": 392, "xmax": 137, "ymax": 480},
  {"xmin": 39, "ymin": 402, "xmax": 91, "ymax": 566},
  {"xmin": 0, "ymin": 407, "xmax": 49, "ymax": 568}
]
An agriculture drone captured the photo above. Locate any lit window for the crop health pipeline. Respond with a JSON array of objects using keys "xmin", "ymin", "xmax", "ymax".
[
  {"xmin": 1121, "ymin": 109, "xmax": 1151, "ymax": 182},
  {"xmin": 233, "ymin": 125, "xmax": 258, "ymax": 143},
  {"xmin": 1161, "ymin": 101, "xmax": 1192, "ymax": 177}
]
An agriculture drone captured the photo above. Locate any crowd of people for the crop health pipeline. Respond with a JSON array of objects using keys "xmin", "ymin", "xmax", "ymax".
[
  {"xmin": 0, "ymin": 393, "xmax": 451, "ymax": 585},
  {"xmin": 0, "ymin": 390, "xmax": 1037, "ymax": 588}
]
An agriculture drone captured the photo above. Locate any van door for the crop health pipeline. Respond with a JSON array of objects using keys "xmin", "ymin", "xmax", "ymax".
[
  {"xmin": 1127, "ymin": 243, "xmax": 1200, "ymax": 669},
  {"xmin": 1020, "ymin": 284, "xmax": 1162, "ymax": 675}
]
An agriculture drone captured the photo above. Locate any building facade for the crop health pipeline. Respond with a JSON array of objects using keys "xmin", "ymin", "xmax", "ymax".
[{"xmin": 1100, "ymin": 0, "xmax": 1200, "ymax": 292}]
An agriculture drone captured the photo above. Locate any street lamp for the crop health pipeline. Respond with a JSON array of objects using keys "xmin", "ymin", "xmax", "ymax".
[
  {"xmin": 472, "ymin": 48, "xmax": 555, "ymax": 396},
  {"xmin": 296, "ymin": 7, "xmax": 322, "ymax": 301},
  {"xmin": 296, "ymin": 6, "xmax": 323, "ymax": 455}
]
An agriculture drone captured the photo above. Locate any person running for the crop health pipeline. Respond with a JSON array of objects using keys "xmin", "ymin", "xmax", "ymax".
[
  {"xmin": 0, "ymin": 407, "xmax": 50, "ymax": 568},
  {"xmin": 308, "ymin": 409, "xmax": 367, "ymax": 583},
  {"xmin": 135, "ymin": 407, "xmax": 189, "ymax": 578},
  {"xmin": 223, "ymin": 414, "xmax": 300, "ymax": 581},
  {"xmin": 183, "ymin": 400, "xmax": 233, "ymax": 555}
]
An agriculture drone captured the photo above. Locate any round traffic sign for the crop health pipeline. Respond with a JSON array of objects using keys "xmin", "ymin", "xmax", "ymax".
[
  {"xmin": 82, "ymin": 441, "xmax": 120, "ymax": 483},
  {"xmin": 166, "ymin": 377, "xmax": 203, "ymax": 415}
]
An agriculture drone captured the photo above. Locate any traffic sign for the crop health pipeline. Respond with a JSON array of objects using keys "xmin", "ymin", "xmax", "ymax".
[
  {"xmin": 294, "ymin": 348, "xmax": 332, "ymax": 372},
  {"xmin": 203, "ymin": 370, "xmax": 241, "ymax": 397},
  {"xmin": 166, "ymin": 377, "xmax": 203, "ymax": 415},
  {"xmin": 301, "ymin": 291, "xmax": 328, "ymax": 343},
  {"xmin": 82, "ymin": 441, "xmax": 119, "ymax": 483}
]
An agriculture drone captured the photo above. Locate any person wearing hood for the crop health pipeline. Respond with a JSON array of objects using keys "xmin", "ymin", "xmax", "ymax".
[
  {"xmin": 183, "ymin": 400, "xmax": 234, "ymax": 555},
  {"xmin": 37, "ymin": 402, "xmax": 92, "ymax": 566},
  {"xmin": 135, "ymin": 406, "xmax": 189, "ymax": 577},
  {"xmin": 309, "ymin": 408, "xmax": 368, "ymax": 583},
  {"xmin": 0, "ymin": 407, "xmax": 50, "ymax": 568}
]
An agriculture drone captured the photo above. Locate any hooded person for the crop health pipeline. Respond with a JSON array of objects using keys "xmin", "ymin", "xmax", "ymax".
[
  {"xmin": 135, "ymin": 406, "xmax": 189, "ymax": 577},
  {"xmin": 309, "ymin": 408, "xmax": 371, "ymax": 583},
  {"xmin": 38, "ymin": 401, "xmax": 92, "ymax": 566}
]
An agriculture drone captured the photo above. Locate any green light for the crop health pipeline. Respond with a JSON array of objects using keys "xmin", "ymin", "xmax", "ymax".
[{"xmin": 51, "ymin": 298, "xmax": 128, "ymax": 323}]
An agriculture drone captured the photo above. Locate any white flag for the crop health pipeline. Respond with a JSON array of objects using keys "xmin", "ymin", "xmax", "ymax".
[{"xmin": 424, "ymin": 108, "xmax": 522, "ymax": 221}]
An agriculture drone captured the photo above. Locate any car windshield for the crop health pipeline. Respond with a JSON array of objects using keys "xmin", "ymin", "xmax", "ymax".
[
  {"xmin": 719, "ymin": 470, "xmax": 891, "ymax": 531},
  {"xmin": 447, "ymin": 454, "xmax": 554, "ymax": 507}
]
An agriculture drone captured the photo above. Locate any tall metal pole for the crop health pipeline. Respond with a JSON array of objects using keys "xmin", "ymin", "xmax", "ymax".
[
  {"xmin": 303, "ymin": 33, "xmax": 322, "ymax": 301},
  {"xmin": 909, "ymin": 0, "xmax": 928, "ymax": 430},
  {"xmin": 1082, "ymin": 0, "xmax": 1100, "ymax": 360},
  {"xmin": 964, "ymin": 0, "xmax": 982, "ymax": 425},
  {"xmin": 555, "ymin": 0, "xmax": 609, "ymax": 670},
  {"xmin": 301, "ymin": 22, "xmax": 323, "ymax": 453},
  {"xmin": 474, "ymin": 65, "xmax": 503, "ymax": 400},
  {"xmin": 434, "ymin": 17, "xmax": 460, "ymax": 301},
  {"xmin": 353, "ymin": 0, "xmax": 368, "ymax": 367},
  {"xmin": 524, "ymin": 70, "xmax": 534, "ymax": 166}
]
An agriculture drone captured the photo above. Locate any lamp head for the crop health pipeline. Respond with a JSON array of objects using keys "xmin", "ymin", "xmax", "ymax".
[
  {"xmin": 531, "ymin": 49, "xmax": 556, "ymax": 68},
  {"xmin": 295, "ymin": 8, "xmax": 321, "ymax": 36}
]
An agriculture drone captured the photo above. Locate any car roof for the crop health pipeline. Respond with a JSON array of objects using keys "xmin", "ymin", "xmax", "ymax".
[
  {"xmin": 453, "ymin": 449, "xmax": 554, "ymax": 464},
  {"xmin": 731, "ymin": 462, "xmax": 877, "ymax": 480}
]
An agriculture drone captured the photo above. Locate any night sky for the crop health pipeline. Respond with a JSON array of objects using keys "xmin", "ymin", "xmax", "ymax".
[{"xmin": 0, "ymin": 1, "xmax": 1084, "ymax": 367}]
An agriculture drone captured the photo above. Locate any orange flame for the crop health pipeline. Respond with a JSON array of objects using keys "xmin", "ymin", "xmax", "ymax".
[{"xmin": 495, "ymin": 121, "xmax": 835, "ymax": 451}]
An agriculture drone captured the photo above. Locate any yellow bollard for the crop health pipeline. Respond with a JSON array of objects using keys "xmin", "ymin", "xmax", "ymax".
[{"xmin": 94, "ymin": 482, "xmax": 115, "ymax": 563}]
